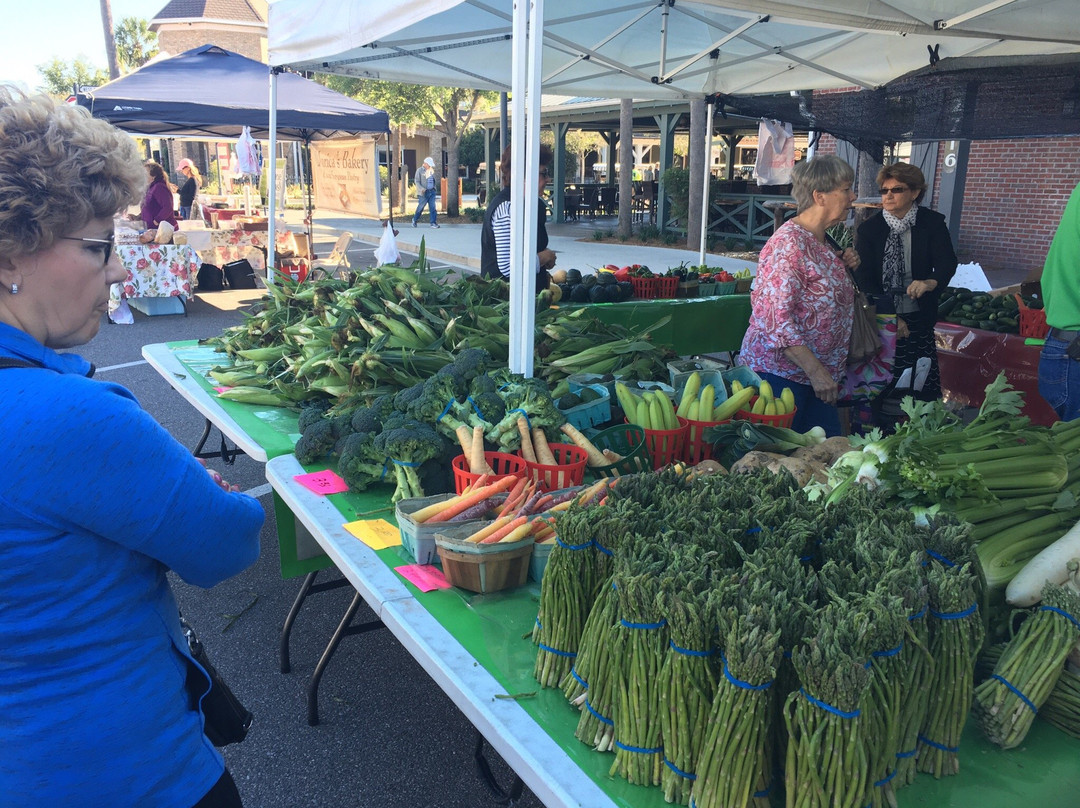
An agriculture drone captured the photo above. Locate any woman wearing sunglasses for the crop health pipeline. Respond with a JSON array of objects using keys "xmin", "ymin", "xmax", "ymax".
[
  {"xmin": 856, "ymin": 162, "xmax": 957, "ymax": 402},
  {"xmin": 0, "ymin": 88, "xmax": 263, "ymax": 807}
]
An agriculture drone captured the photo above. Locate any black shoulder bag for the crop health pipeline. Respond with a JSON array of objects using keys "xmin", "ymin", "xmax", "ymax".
[{"xmin": 0, "ymin": 354, "xmax": 252, "ymax": 746}]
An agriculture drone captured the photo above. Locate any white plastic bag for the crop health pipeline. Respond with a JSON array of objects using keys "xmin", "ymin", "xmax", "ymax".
[
  {"xmin": 373, "ymin": 224, "xmax": 400, "ymax": 266},
  {"xmin": 110, "ymin": 297, "xmax": 134, "ymax": 325}
]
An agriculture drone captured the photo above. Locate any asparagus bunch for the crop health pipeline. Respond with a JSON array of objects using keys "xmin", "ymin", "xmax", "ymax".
[
  {"xmin": 690, "ymin": 603, "xmax": 780, "ymax": 808},
  {"xmin": 784, "ymin": 605, "xmax": 873, "ymax": 808},
  {"xmin": 561, "ymin": 577, "xmax": 617, "ymax": 707},
  {"xmin": 973, "ymin": 582, "xmax": 1080, "ymax": 748},
  {"xmin": 917, "ymin": 563, "xmax": 985, "ymax": 777},
  {"xmin": 608, "ymin": 540, "xmax": 670, "ymax": 786},
  {"xmin": 1040, "ymin": 665, "xmax": 1080, "ymax": 739},
  {"xmin": 533, "ymin": 506, "xmax": 601, "ymax": 688},
  {"xmin": 658, "ymin": 563, "xmax": 720, "ymax": 805}
]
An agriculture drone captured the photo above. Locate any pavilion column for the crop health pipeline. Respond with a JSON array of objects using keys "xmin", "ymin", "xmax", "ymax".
[
  {"xmin": 654, "ymin": 111, "xmax": 678, "ymax": 232},
  {"xmin": 553, "ymin": 121, "xmax": 569, "ymax": 222},
  {"xmin": 687, "ymin": 98, "xmax": 706, "ymax": 250}
]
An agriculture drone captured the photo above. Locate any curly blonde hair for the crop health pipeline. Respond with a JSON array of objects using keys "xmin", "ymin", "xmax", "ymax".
[{"xmin": 0, "ymin": 86, "xmax": 145, "ymax": 259}]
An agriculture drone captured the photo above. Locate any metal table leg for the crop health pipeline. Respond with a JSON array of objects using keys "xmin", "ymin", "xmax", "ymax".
[
  {"xmin": 192, "ymin": 417, "xmax": 239, "ymax": 464},
  {"xmin": 474, "ymin": 731, "xmax": 526, "ymax": 806},
  {"xmin": 307, "ymin": 589, "xmax": 386, "ymax": 726},
  {"xmin": 280, "ymin": 570, "xmax": 355, "ymax": 673}
]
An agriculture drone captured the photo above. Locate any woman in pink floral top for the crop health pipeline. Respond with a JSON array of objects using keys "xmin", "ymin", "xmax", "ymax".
[{"xmin": 740, "ymin": 155, "xmax": 859, "ymax": 436}]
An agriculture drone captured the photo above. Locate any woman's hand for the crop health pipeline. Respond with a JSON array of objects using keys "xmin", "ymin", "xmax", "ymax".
[
  {"xmin": 808, "ymin": 365, "xmax": 839, "ymax": 405},
  {"xmin": 840, "ymin": 247, "xmax": 861, "ymax": 270},
  {"xmin": 896, "ymin": 316, "xmax": 910, "ymax": 339},
  {"xmin": 197, "ymin": 458, "xmax": 241, "ymax": 493},
  {"xmin": 538, "ymin": 249, "xmax": 557, "ymax": 270},
  {"xmin": 906, "ymin": 278, "xmax": 938, "ymax": 299}
]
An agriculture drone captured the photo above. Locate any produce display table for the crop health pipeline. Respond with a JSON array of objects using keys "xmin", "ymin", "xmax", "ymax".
[
  {"xmin": 111, "ymin": 243, "xmax": 197, "ymax": 318},
  {"xmin": 935, "ymin": 323, "xmax": 1057, "ymax": 426},
  {"xmin": 183, "ymin": 227, "xmax": 299, "ymax": 272},
  {"xmin": 561, "ymin": 293, "xmax": 752, "ymax": 356},
  {"xmin": 266, "ymin": 453, "xmax": 1080, "ymax": 808}
]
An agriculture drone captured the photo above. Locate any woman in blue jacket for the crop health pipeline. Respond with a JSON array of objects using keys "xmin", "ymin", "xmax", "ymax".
[{"xmin": 0, "ymin": 87, "xmax": 264, "ymax": 807}]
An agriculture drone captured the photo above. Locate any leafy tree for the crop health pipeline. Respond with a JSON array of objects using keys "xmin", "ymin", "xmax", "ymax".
[
  {"xmin": 115, "ymin": 17, "xmax": 158, "ymax": 72},
  {"xmin": 36, "ymin": 57, "xmax": 109, "ymax": 97},
  {"xmin": 458, "ymin": 126, "xmax": 485, "ymax": 178}
]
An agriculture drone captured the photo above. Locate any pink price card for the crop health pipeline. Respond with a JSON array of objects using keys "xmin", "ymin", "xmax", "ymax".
[
  {"xmin": 293, "ymin": 469, "xmax": 349, "ymax": 495},
  {"xmin": 394, "ymin": 564, "xmax": 451, "ymax": 592}
]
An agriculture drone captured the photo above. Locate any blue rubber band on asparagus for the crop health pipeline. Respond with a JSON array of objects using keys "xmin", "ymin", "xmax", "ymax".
[
  {"xmin": 669, "ymin": 640, "xmax": 711, "ymax": 657},
  {"xmin": 536, "ymin": 643, "xmax": 576, "ymax": 658},
  {"xmin": 908, "ymin": 604, "xmax": 928, "ymax": 621},
  {"xmin": 895, "ymin": 748, "xmax": 917, "ymax": 759},
  {"xmin": 925, "ymin": 548, "xmax": 957, "ymax": 567},
  {"xmin": 874, "ymin": 769, "xmax": 897, "ymax": 787},
  {"xmin": 753, "ymin": 782, "xmax": 772, "ymax": 798},
  {"xmin": 800, "ymin": 688, "xmax": 860, "ymax": 719},
  {"xmin": 918, "ymin": 734, "xmax": 958, "ymax": 753},
  {"xmin": 570, "ymin": 667, "xmax": 588, "ymax": 690},
  {"xmin": 991, "ymin": 674, "xmax": 1038, "ymax": 713},
  {"xmin": 556, "ymin": 537, "xmax": 592, "ymax": 551},
  {"xmin": 584, "ymin": 698, "xmax": 613, "ymax": 726},
  {"xmin": 508, "ymin": 408, "xmax": 531, "ymax": 430},
  {"xmin": 592, "ymin": 539, "xmax": 614, "ymax": 556},
  {"xmin": 745, "ymin": 526, "xmax": 761, "ymax": 534},
  {"xmin": 720, "ymin": 650, "xmax": 773, "ymax": 690},
  {"xmin": 614, "ymin": 740, "xmax": 663, "ymax": 755},
  {"xmin": 436, "ymin": 399, "xmax": 455, "ymax": 421},
  {"xmin": 621, "ymin": 618, "xmax": 667, "ymax": 630},
  {"xmin": 662, "ymin": 757, "xmax": 696, "ymax": 780},
  {"xmin": 1040, "ymin": 605, "xmax": 1080, "ymax": 633},
  {"xmin": 872, "ymin": 641, "xmax": 904, "ymax": 658},
  {"xmin": 534, "ymin": 617, "xmax": 542, "ymax": 630},
  {"xmin": 931, "ymin": 603, "xmax": 978, "ymax": 620}
]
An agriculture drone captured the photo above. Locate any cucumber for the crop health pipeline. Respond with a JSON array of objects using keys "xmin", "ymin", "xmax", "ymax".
[
  {"xmin": 959, "ymin": 318, "xmax": 981, "ymax": 327},
  {"xmin": 978, "ymin": 320, "xmax": 995, "ymax": 330}
]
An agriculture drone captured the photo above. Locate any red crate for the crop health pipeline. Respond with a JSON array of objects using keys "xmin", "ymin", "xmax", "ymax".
[
  {"xmin": 523, "ymin": 443, "xmax": 588, "ymax": 492},
  {"xmin": 630, "ymin": 276, "xmax": 659, "ymax": 299},
  {"xmin": 656, "ymin": 277, "xmax": 679, "ymax": 298},
  {"xmin": 451, "ymin": 452, "xmax": 527, "ymax": 495},
  {"xmin": 736, "ymin": 397, "xmax": 797, "ymax": 429},
  {"xmin": 680, "ymin": 415, "xmax": 728, "ymax": 465}
]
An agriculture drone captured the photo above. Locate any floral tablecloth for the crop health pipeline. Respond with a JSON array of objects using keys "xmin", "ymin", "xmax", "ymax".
[
  {"xmin": 109, "ymin": 244, "xmax": 197, "ymax": 314},
  {"xmin": 189, "ymin": 228, "xmax": 297, "ymax": 270}
]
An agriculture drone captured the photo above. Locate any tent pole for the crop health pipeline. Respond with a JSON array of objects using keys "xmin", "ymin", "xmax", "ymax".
[
  {"xmin": 302, "ymin": 140, "xmax": 314, "ymax": 253},
  {"xmin": 698, "ymin": 99, "xmax": 714, "ymax": 266},
  {"xmin": 385, "ymin": 130, "xmax": 395, "ymax": 229},
  {"xmin": 268, "ymin": 69, "xmax": 279, "ymax": 284}
]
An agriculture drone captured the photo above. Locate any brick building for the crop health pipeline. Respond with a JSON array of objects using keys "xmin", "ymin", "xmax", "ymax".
[{"xmin": 150, "ymin": 0, "xmax": 267, "ymax": 63}]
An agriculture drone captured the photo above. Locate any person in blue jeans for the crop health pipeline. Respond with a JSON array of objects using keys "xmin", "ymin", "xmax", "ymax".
[
  {"xmin": 1038, "ymin": 181, "xmax": 1080, "ymax": 421},
  {"xmin": 412, "ymin": 156, "xmax": 440, "ymax": 228}
]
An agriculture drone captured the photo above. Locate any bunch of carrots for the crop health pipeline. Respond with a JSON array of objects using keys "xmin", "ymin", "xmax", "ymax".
[{"xmin": 411, "ymin": 475, "xmax": 614, "ymax": 545}]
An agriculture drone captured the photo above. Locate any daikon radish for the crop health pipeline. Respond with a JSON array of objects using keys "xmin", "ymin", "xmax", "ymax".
[{"xmin": 1006, "ymin": 517, "xmax": 1080, "ymax": 606}]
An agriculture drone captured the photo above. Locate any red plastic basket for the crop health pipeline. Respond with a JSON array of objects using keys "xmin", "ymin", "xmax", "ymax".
[
  {"xmin": 1019, "ymin": 306, "xmax": 1049, "ymax": 339},
  {"xmin": 680, "ymin": 415, "xmax": 728, "ymax": 465},
  {"xmin": 736, "ymin": 397, "xmax": 797, "ymax": 429},
  {"xmin": 656, "ymin": 277, "xmax": 679, "ymax": 298},
  {"xmin": 627, "ymin": 418, "xmax": 690, "ymax": 469},
  {"xmin": 523, "ymin": 443, "xmax": 588, "ymax": 491},
  {"xmin": 451, "ymin": 451, "xmax": 527, "ymax": 495},
  {"xmin": 630, "ymin": 276, "xmax": 660, "ymax": 299}
]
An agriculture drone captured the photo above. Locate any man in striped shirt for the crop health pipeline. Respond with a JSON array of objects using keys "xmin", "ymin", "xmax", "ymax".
[{"xmin": 480, "ymin": 143, "xmax": 556, "ymax": 287}]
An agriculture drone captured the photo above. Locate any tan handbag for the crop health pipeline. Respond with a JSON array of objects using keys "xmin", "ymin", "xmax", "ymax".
[{"xmin": 847, "ymin": 268, "xmax": 882, "ymax": 363}]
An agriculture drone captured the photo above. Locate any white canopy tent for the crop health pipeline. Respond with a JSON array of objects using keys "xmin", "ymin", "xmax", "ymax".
[{"xmin": 267, "ymin": 0, "xmax": 1080, "ymax": 374}]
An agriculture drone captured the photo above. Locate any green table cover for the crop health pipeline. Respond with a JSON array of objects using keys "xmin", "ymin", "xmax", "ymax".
[
  {"xmin": 313, "ymin": 486, "xmax": 1080, "ymax": 808},
  {"xmin": 562, "ymin": 293, "xmax": 751, "ymax": 355}
]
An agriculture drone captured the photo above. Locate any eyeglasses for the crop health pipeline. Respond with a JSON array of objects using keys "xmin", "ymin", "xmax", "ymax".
[
  {"xmin": 879, "ymin": 185, "xmax": 909, "ymax": 196},
  {"xmin": 61, "ymin": 235, "xmax": 114, "ymax": 265}
]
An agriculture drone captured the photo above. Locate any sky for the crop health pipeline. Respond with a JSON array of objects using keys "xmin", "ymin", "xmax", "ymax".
[{"xmin": 1, "ymin": 1, "xmax": 161, "ymax": 91}]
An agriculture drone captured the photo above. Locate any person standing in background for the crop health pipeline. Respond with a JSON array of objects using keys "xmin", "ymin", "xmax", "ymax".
[
  {"xmin": 855, "ymin": 162, "xmax": 957, "ymax": 402},
  {"xmin": 412, "ymin": 156, "xmax": 439, "ymax": 229},
  {"xmin": 1038, "ymin": 181, "xmax": 1080, "ymax": 420},
  {"xmin": 139, "ymin": 160, "xmax": 178, "ymax": 229},
  {"xmin": 177, "ymin": 158, "xmax": 202, "ymax": 221}
]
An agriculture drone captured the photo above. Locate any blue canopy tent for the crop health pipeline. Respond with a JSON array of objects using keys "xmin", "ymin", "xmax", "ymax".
[{"xmin": 77, "ymin": 44, "xmax": 391, "ymax": 247}]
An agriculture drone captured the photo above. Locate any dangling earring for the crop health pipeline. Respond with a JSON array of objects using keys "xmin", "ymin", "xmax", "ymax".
[{"xmin": 9, "ymin": 283, "xmax": 17, "ymax": 295}]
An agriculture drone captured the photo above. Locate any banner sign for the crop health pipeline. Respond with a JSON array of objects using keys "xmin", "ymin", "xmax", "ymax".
[{"xmin": 311, "ymin": 139, "xmax": 382, "ymax": 216}]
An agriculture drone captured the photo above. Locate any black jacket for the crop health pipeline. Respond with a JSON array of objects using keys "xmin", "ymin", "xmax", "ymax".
[{"xmin": 855, "ymin": 207, "xmax": 958, "ymax": 318}]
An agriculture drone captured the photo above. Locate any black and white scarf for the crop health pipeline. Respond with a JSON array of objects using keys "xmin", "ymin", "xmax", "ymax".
[{"xmin": 882, "ymin": 206, "xmax": 918, "ymax": 308}]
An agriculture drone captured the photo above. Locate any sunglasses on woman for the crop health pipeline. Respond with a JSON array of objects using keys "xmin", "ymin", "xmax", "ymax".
[{"xmin": 879, "ymin": 185, "xmax": 909, "ymax": 196}]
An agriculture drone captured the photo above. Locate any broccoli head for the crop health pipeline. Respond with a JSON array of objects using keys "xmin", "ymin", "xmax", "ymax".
[
  {"xmin": 297, "ymin": 399, "xmax": 332, "ymax": 432},
  {"xmin": 433, "ymin": 364, "xmax": 467, "ymax": 400},
  {"xmin": 369, "ymin": 393, "xmax": 397, "ymax": 418},
  {"xmin": 337, "ymin": 432, "xmax": 387, "ymax": 492},
  {"xmin": 393, "ymin": 383, "xmax": 425, "ymax": 414},
  {"xmin": 487, "ymin": 380, "xmax": 566, "ymax": 451},
  {"xmin": 468, "ymin": 374, "xmax": 497, "ymax": 398},
  {"xmin": 373, "ymin": 423, "xmax": 446, "ymax": 502},
  {"xmin": 451, "ymin": 347, "xmax": 492, "ymax": 383},
  {"xmin": 294, "ymin": 417, "xmax": 336, "ymax": 465},
  {"xmin": 488, "ymin": 366, "xmax": 522, "ymax": 390},
  {"xmin": 469, "ymin": 391, "xmax": 506, "ymax": 426},
  {"xmin": 349, "ymin": 406, "xmax": 383, "ymax": 437},
  {"xmin": 408, "ymin": 373, "xmax": 465, "ymax": 424}
]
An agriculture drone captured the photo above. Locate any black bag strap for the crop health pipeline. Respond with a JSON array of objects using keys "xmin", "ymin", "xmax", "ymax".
[{"xmin": 0, "ymin": 355, "xmax": 94, "ymax": 376}]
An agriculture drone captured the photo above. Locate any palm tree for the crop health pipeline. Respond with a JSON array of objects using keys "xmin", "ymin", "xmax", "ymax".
[{"xmin": 100, "ymin": 0, "xmax": 120, "ymax": 79}]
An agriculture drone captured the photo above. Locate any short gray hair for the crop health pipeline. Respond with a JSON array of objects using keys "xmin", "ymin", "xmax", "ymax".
[{"xmin": 790, "ymin": 155, "xmax": 855, "ymax": 212}]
